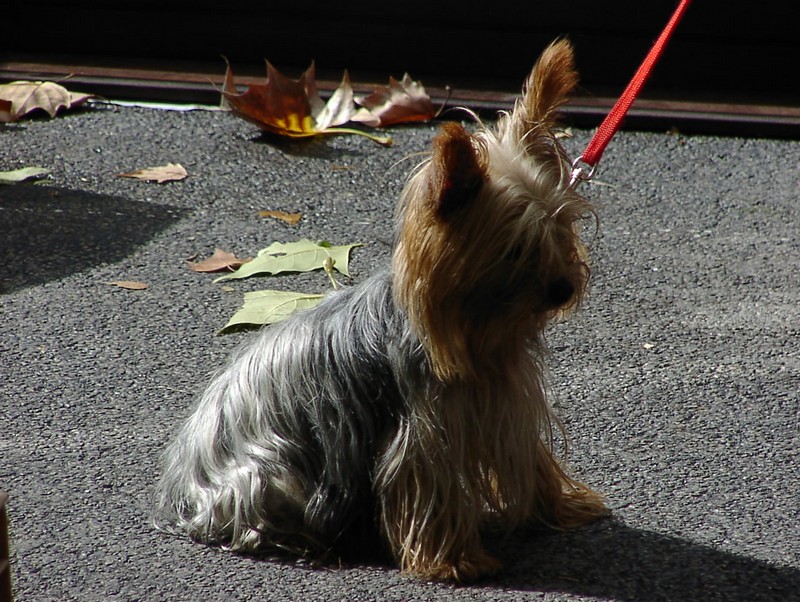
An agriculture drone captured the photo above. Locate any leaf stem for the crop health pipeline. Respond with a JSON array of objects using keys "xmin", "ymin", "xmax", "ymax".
[{"xmin": 319, "ymin": 127, "xmax": 393, "ymax": 146}]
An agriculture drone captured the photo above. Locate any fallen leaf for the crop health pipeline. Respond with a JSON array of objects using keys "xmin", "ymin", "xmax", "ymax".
[
  {"xmin": 107, "ymin": 281, "xmax": 149, "ymax": 290},
  {"xmin": 214, "ymin": 239, "xmax": 362, "ymax": 282},
  {"xmin": 311, "ymin": 70, "xmax": 357, "ymax": 131},
  {"xmin": 219, "ymin": 289, "xmax": 325, "ymax": 333},
  {"xmin": 222, "ymin": 61, "xmax": 391, "ymax": 146},
  {"xmin": 189, "ymin": 248, "xmax": 251, "ymax": 273},
  {"xmin": 0, "ymin": 166, "xmax": 49, "ymax": 184},
  {"xmin": 352, "ymin": 74, "xmax": 436, "ymax": 127},
  {"xmin": 0, "ymin": 99, "xmax": 13, "ymax": 123},
  {"xmin": 0, "ymin": 81, "xmax": 93, "ymax": 121},
  {"xmin": 118, "ymin": 163, "xmax": 188, "ymax": 184},
  {"xmin": 258, "ymin": 210, "xmax": 303, "ymax": 225}
]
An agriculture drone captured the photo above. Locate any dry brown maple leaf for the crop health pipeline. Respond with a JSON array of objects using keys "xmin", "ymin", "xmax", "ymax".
[
  {"xmin": 189, "ymin": 248, "xmax": 251, "ymax": 273},
  {"xmin": 352, "ymin": 74, "xmax": 436, "ymax": 127},
  {"xmin": 118, "ymin": 163, "xmax": 188, "ymax": 184},
  {"xmin": 221, "ymin": 61, "xmax": 391, "ymax": 146},
  {"xmin": 0, "ymin": 81, "xmax": 93, "ymax": 121}
]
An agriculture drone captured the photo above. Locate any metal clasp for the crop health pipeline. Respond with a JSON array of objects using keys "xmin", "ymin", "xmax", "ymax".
[{"xmin": 569, "ymin": 155, "xmax": 597, "ymax": 188}]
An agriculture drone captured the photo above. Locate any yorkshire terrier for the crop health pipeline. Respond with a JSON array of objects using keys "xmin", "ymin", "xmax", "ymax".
[{"xmin": 156, "ymin": 40, "xmax": 608, "ymax": 581}]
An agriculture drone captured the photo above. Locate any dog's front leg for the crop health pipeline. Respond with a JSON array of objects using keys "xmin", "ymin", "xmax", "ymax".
[{"xmin": 374, "ymin": 416, "xmax": 501, "ymax": 581}]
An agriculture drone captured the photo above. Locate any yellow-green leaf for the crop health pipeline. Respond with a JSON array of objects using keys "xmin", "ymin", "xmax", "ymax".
[
  {"xmin": 0, "ymin": 166, "xmax": 49, "ymax": 184},
  {"xmin": 214, "ymin": 239, "xmax": 362, "ymax": 282},
  {"xmin": 219, "ymin": 289, "xmax": 324, "ymax": 333}
]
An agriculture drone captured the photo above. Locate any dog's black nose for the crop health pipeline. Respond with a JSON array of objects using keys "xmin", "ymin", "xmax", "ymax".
[{"xmin": 546, "ymin": 277, "xmax": 575, "ymax": 308}]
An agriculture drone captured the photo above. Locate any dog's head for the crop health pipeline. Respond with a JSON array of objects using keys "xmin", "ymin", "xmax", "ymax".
[{"xmin": 394, "ymin": 40, "xmax": 594, "ymax": 381}]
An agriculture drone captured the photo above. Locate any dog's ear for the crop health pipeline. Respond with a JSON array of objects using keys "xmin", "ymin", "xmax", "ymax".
[
  {"xmin": 428, "ymin": 122, "xmax": 487, "ymax": 218},
  {"xmin": 511, "ymin": 39, "xmax": 578, "ymax": 138}
]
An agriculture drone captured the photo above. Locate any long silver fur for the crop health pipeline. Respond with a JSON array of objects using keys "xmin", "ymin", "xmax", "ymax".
[{"xmin": 156, "ymin": 269, "xmax": 428, "ymax": 556}]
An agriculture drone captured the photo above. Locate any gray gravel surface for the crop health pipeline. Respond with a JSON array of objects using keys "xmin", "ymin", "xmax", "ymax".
[{"xmin": 1, "ymin": 104, "xmax": 798, "ymax": 601}]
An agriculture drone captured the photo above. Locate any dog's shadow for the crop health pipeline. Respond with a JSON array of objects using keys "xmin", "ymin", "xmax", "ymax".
[
  {"xmin": 270, "ymin": 517, "xmax": 797, "ymax": 600},
  {"xmin": 483, "ymin": 518, "xmax": 798, "ymax": 601}
]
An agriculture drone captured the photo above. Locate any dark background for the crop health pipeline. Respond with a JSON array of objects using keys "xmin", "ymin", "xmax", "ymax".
[{"xmin": 3, "ymin": 1, "xmax": 799, "ymax": 104}]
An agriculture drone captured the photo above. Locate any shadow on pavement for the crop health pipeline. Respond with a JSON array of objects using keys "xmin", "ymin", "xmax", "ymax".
[
  {"xmin": 206, "ymin": 516, "xmax": 797, "ymax": 601},
  {"xmin": 251, "ymin": 132, "xmax": 368, "ymax": 159},
  {"xmin": 488, "ymin": 518, "xmax": 798, "ymax": 601},
  {"xmin": 0, "ymin": 185, "xmax": 188, "ymax": 293}
]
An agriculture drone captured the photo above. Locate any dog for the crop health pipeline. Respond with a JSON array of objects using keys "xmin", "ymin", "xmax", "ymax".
[{"xmin": 156, "ymin": 39, "xmax": 608, "ymax": 581}]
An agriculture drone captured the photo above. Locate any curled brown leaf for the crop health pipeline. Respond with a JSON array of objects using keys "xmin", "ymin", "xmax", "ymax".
[
  {"xmin": 118, "ymin": 163, "xmax": 188, "ymax": 184},
  {"xmin": 107, "ymin": 281, "xmax": 149, "ymax": 290},
  {"xmin": 352, "ymin": 74, "xmax": 436, "ymax": 127},
  {"xmin": 189, "ymin": 248, "xmax": 251, "ymax": 273},
  {"xmin": 0, "ymin": 81, "xmax": 93, "ymax": 121},
  {"xmin": 258, "ymin": 210, "xmax": 303, "ymax": 225}
]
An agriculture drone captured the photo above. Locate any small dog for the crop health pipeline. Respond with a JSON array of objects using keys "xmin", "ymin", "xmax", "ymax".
[{"xmin": 156, "ymin": 40, "xmax": 608, "ymax": 581}]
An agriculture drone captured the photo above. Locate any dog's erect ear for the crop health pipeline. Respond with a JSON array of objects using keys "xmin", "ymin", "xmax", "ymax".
[
  {"xmin": 429, "ymin": 122, "xmax": 486, "ymax": 218},
  {"xmin": 511, "ymin": 39, "xmax": 578, "ymax": 138}
]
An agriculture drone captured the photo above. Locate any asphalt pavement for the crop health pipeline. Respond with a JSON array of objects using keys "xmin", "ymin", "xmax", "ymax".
[{"xmin": 1, "ymin": 103, "xmax": 798, "ymax": 601}]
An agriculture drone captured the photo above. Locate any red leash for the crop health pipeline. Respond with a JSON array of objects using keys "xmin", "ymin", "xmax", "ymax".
[{"xmin": 570, "ymin": 0, "xmax": 693, "ymax": 186}]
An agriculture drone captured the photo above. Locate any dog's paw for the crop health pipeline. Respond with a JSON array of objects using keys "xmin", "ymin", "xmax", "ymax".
[
  {"xmin": 415, "ymin": 548, "xmax": 502, "ymax": 582},
  {"xmin": 453, "ymin": 549, "xmax": 502, "ymax": 582}
]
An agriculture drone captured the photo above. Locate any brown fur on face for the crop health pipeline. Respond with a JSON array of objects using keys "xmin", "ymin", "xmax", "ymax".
[
  {"xmin": 384, "ymin": 39, "xmax": 608, "ymax": 580},
  {"xmin": 394, "ymin": 41, "xmax": 593, "ymax": 383}
]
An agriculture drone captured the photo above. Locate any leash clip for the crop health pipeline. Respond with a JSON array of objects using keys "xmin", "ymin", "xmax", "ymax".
[{"xmin": 569, "ymin": 155, "xmax": 597, "ymax": 188}]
